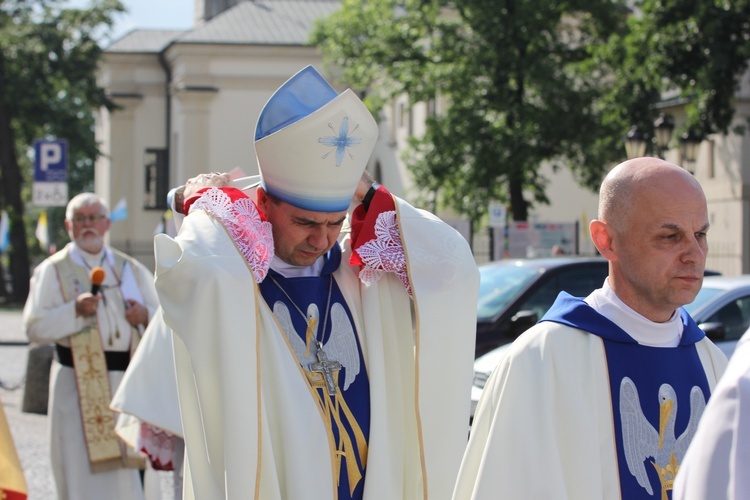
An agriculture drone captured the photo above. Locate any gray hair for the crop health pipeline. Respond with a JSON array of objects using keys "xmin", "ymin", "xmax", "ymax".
[{"xmin": 65, "ymin": 193, "xmax": 109, "ymax": 221}]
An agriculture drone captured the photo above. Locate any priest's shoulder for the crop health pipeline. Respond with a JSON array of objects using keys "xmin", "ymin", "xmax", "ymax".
[{"xmin": 505, "ymin": 321, "xmax": 598, "ymax": 364}]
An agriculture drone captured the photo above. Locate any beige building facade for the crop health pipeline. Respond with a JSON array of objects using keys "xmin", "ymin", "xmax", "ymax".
[
  {"xmin": 95, "ymin": 0, "xmax": 749, "ymax": 274},
  {"xmin": 656, "ymin": 69, "xmax": 750, "ymax": 275}
]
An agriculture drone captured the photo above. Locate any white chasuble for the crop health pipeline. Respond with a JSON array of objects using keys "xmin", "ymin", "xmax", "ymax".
[
  {"xmin": 674, "ymin": 331, "xmax": 750, "ymax": 500},
  {"xmin": 154, "ymin": 195, "xmax": 479, "ymax": 500},
  {"xmin": 453, "ymin": 320, "xmax": 728, "ymax": 500}
]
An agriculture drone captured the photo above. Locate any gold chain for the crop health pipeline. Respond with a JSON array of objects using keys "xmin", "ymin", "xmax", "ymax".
[{"xmin": 268, "ymin": 274, "xmax": 333, "ymax": 358}]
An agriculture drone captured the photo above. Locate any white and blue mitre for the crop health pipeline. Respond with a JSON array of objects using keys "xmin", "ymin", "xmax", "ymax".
[{"xmin": 254, "ymin": 66, "xmax": 379, "ymax": 212}]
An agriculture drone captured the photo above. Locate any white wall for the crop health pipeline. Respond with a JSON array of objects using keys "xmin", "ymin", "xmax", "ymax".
[
  {"xmin": 98, "ymin": 40, "xmax": 750, "ymax": 274},
  {"xmin": 165, "ymin": 45, "xmax": 324, "ymax": 185},
  {"xmin": 96, "ymin": 52, "xmax": 169, "ymax": 246},
  {"xmin": 527, "ymin": 162, "xmax": 601, "ymax": 256}
]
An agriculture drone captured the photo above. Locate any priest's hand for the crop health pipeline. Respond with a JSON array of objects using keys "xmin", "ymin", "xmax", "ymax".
[
  {"xmin": 174, "ymin": 172, "xmax": 232, "ymax": 214},
  {"xmin": 124, "ymin": 299, "xmax": 149, "ymax": 327},
  {"xmin": 183, "ymin": 172, "xmax": 232, "ymax": 199},
  {"xmin": 75, "ymin": 293, "xmax": 100, "ymax": 318},
  {"xmin": 354, "ymin": 170, "xmax": 376, "ymax": 205}
]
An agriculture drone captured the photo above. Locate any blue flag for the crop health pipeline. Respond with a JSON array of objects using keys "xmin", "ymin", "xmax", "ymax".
[
  {"xmin": 0, "ymin": 211, "xmax": 9, "ymax": 253},
  {"xmin": 110, "ymin": 197, "xmax": 128, "ymax": 222}
]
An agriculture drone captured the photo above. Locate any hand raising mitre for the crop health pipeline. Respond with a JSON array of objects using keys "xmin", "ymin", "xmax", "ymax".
[{"xmin": 175, "ymin": 172, "xmax": 232, "ymax": 214}]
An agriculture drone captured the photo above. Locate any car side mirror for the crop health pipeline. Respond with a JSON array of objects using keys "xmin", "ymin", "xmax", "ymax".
[
  {"xmin": 510, "ymin": 310, "xmax": 539, "ymax": 337},
  {"xmin": 699, "ymin": 322, "xmax": 727, "ymax": 341}
]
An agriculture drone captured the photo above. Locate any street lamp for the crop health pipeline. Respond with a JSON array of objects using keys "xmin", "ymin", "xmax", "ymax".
[
  {"xmin": 625, "ymin": 113, "xmax": 691, "ymax": 164},
  {"xmin": 653, "ymin": 113, "xmax": 675, "ymax": 159},
  {"xmin": 679, "ymin": 129, "xmax": 703, "ymax": 174},
  {"xmin": 624, "ymin": 114, "xmax": 699, "ymax": 173},
  {"xmin": 624, "ymin": 125, "xmax": 647, "ymax": 160}
]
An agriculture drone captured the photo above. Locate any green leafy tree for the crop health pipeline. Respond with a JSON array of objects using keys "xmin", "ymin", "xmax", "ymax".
[
  {"xmin": 0, "ymin": 0, "xmax": 123, "ymax": 303},
  {"xmin": 312, "ymin": 0, "xmax": 631, "ymax": 226},
  {"xmin": 595, "ymin": 0, "xmax": 750, "ymax": 142},
  {"xmin": 313, "ymin": 0, "xmax": 750, "ymax": 231}
]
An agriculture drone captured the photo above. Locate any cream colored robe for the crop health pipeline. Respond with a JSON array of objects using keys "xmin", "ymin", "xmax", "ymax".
[
  {"xmin": 154, "ymin": 197, "xmax": 479, "ymax": 500},
  {"xmin": 453, "ymin": 322, "xmax": 728, "ymax": 500},
  {"xmin": 110, "ymin": 307, "xmax": 184, "ymax": 500},
  {"xmin": 674, "ymin": 332, "xmax": 750, "ymax": 500},
  {"xmin": 24, "ymin": 243, "xmax": 159, "ymax": 500},
  {"xmin": 111, "ymin": 308, "xmax": 183, "ymax": 440}
]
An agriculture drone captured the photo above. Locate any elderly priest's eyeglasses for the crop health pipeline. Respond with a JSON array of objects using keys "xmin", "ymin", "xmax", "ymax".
[{"xmin": 72, "ymin": 214, "xmax": 108, "ymax": 224}]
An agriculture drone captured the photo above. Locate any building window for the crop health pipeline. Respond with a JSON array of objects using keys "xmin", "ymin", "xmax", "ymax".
[{"xmin": 144, "ymin": 148, "xmax": 169, "ymax": 210}]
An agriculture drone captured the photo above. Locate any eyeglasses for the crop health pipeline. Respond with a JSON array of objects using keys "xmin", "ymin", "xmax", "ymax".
[{"xmin": 71, "ymin": 214, "xmax": 108, "ymax": 224}]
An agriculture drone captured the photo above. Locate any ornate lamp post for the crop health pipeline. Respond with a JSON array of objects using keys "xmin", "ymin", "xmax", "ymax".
[
  {"xmin": 625, "ymin": 113, "xmax": 700, "ymax": 174},
  {"xmin": 653, "ymin": 113, "xmax": 675, "ymax": 159},
  {"xmin": 624, "ymin": 125, "xmax": 648, "ymax": 160},
  {"xmin": 679, "ymin": 129, "xmax": 703, "ymax": 174}
]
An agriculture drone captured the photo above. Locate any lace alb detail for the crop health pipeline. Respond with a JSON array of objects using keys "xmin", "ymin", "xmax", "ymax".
[
  {"xmin": 191, "ymin": 187, "xmax": 274, "ymax": 283},
  {"xmin": 356, "ymin": 210, "xmax": 411, "ymax": 295},
  {"xmin": 137, "ymin": 422, "xmax": 177, "ymax": 471}
]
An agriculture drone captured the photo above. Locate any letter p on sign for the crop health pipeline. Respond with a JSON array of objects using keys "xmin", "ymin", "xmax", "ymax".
[
  {"xmin": 33, "ymin": 139, "xmax": 68, "ymax": 183},
  {"xmin": 40, "ymin": 142, "xmax": 62, "ymax": 171}
]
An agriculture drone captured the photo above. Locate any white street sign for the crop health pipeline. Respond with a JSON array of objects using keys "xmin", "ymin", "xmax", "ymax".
[
  {"xmin": 488, "ymin": 202, "xmax": 506, "ymax": 228},
  {"xmin": 33, "ymin": 182, "xmax": 68, "ymax": 207}
]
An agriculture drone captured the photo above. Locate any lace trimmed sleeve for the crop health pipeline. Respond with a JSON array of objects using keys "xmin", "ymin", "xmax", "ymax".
[
  {"xmin": 350, "ymin": 185, "xmax": 411, "ymax": 296},
  {"xmin": 355, "ymin": 210, "xmax": 411, "ymax": 296},
  {"xmin": 190, "ymin": 187, "xmax": 274, "ymax": 283}
]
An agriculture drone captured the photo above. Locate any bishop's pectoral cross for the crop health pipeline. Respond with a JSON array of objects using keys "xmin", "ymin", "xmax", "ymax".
[{"xmin": 309, "ymin": 341, "xmax": 341, "ymax": 395}]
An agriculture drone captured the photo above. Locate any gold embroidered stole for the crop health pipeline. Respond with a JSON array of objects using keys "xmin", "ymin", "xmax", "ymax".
[
  {"xmin": 51, "ymin": 249, "xmax": 141, "ymax": 471},
  {"xmin": 307, "ymin": 370, "xmax": 368, "ymax": 496}
]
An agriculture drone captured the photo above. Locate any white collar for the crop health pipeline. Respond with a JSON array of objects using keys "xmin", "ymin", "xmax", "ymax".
[
  {"xmin": 68, "ymin": 242, "xmax": 113, "ymax": 269},
  {"xmin": 270, "ymin": 255, "xmax": 324, "ymax": 278},
  {"xmin": 584, "ymin": 278, "xmax": 682, "ymax": 347}
]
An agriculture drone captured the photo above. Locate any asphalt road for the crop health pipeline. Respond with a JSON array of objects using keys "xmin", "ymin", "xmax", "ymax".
[{"xmin": 0, "ymin": 307, "xmax": 175, "ymax": 499}]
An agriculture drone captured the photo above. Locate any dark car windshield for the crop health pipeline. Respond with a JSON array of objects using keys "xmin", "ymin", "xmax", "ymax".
[{"xmin": 477, "ymin": 265, "xmax": 539, "ymax": 321}]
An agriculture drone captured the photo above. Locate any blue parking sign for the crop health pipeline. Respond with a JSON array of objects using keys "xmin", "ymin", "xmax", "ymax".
[{"xmin": 33, "ymin": 139, "xmax": 68, "ymax": 182}]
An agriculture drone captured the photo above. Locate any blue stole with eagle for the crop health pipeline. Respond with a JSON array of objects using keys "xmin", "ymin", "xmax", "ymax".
[
  {"xmin": 541, "ymin": 292, "xmax": 711, "ymax": 500},
  {"xmin": 259, "ymin": 243, "xmax": 370, "ymax": 500}
]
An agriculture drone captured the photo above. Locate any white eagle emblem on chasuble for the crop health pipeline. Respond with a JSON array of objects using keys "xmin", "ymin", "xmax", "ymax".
[
  {"xmin": 619, "ymin": 377, "xmax": 706, "ymax": 500},
  {"xmin": 273, "ymin": 301, "xmax": 362, "ymax": 390},
  {"xmin": 273, "ymin": 300, "xmax": 368, "ymax": 494}
]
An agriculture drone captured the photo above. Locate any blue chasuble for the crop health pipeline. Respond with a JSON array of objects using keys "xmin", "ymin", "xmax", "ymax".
[
  {"xmin": 259, "ymin": 244, "xmax": 371, "ymax": 500},
  {"xmin": 541, "ymin": 292, "xmax": 711, "ymax": 500}
]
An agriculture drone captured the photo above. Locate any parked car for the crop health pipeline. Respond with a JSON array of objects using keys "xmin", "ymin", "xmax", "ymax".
[
  {"xmin": 475, "ymin": 257, "xmax": 609, "ymax": 358},
  {"xmin": 683, "ymin": 275, "xmax": 750, "ymax": 357},
  {"xmin": 470, "ymin": 274, "xmax": 750, "ymax": 419}
]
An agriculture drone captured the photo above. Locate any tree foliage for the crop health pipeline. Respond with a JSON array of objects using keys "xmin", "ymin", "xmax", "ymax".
[
  {"xmin": 0, "ymin": 0, "xmax": 123, "ymax": 302},
  {"xmin": 312, "ymin": 0, "xmax": 750, "ymax": 227},
  {"xmin": 312, "ymin": 0, "xmax": 631, "ymax": 224},
  {"xmin": 595, "ymin": 0, "xmax": 750, "ymax": 139}
]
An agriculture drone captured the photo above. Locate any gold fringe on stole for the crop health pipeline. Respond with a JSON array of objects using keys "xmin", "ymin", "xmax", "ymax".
[
  {"xmin": 309, "ymin": 371, "xmax": 368, "ymax": 496},
  {"xmin": 69, "ymin": 325, "xmax": 124, "ymax": 472},
  {"xmin": 329, "ymin": 394, "xmax": 368, "ymax": 496}
]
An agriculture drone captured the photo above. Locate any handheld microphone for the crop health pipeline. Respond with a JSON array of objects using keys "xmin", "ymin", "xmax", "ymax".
[{"xmin": 89, "ymin": 267, "xmax": 105, "ymax": 295}]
